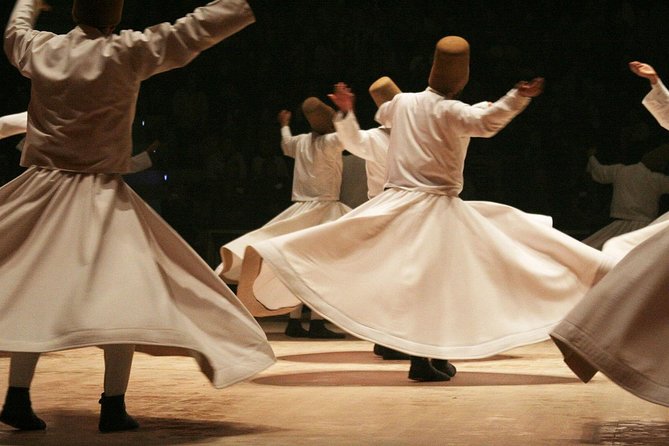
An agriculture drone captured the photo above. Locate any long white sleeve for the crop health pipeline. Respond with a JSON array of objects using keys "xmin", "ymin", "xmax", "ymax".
[
  {"xmin": 0, "ymin": 112, "xmax": 27, "ymax": 139},
  {"xmin": 642, "ymin": 80, "xmax": 669, "ymax": 131}
]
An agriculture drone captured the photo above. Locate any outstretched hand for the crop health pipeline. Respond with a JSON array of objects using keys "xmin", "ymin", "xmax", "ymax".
[
  {"xmin": 516, "ymin": 77, "xmax": 545, "ymax": 98},
  {"xmin": 328, "ymin": 82, "xmax": 355, "ymax": 113},
  {"xmin": 37, "ymin": 0, "xmax": 51, "ymax": 12},
  {"xmin": 277, "ymin": 110, "xmax": 292, "ymax": 127},
  {"xmin": 629, "ymin": 61, "xmax": 659, "ymax": 85}
]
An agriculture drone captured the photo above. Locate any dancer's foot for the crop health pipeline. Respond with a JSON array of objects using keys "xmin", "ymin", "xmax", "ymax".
[
  {"xmin": 308, "ymin": 320, "xmax": 345, "ymax": 339},
  {"xmin": 0, "ymin": 387, "xmax": 46, "ymax": 431},
  {"xmin": 284, "ymin": 319, "xmax": 309, "ymax": 338},
  {"xmin": 408, "ymin": 357, "xmax": 451, "ymax": 382},
  {"xmin": 431, "ymin": 359, "xmax": 457, "ymax": 377},
  {"xmin": 373, "ymin": 345, "xmax": 411, "ymax": 360},
  {"xmin": 99, "ymin": 393, "xmax": 139, "ymax": 433}
]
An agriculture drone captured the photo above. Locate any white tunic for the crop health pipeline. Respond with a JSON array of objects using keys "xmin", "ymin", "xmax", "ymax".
[
  {"xmin": 1, "ymin": 111, "xmax": 154, "ymax": 173},
  {"xmin": 1, "ymin": 0, "xmax": 275, "ymax": 388},
  {"xmin": 586, "ymin": 157, "xmax": 669, "ymax": 222},
  {"xmin": 333, "ymin": 111, "xmax": 388, "ymax": 198},
  {"xmin": 581, "ymin": 156, "xmax": 669, "ymax": 249},
  {"xmin": 250, "ymin": 87, "xmax": 613, "ymax": 359}
]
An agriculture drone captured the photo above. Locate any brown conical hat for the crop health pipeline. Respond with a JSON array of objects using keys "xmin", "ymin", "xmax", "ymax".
[
  {"xmin": 302, "ymin": 97, "xmax": 335, "ymax": 134},
  {"xmin": 368, "ymin": 76, "xmax": 401, "ymax": 108},
  {"xmin": 641, "ymin": 143, "xmax": 669, "ymax": 173},
  {"xmin": 73, "ymin": 0, "xmax": 124, "ymax": 28},
  {"xmin": 428, "ymin": 36, "xmax": 470, "ymax": 97}
]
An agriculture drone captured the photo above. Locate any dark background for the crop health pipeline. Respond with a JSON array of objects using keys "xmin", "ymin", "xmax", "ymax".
[{"xmin": 2, "ymin": 0, "xmax": 669, "ymax": 265}]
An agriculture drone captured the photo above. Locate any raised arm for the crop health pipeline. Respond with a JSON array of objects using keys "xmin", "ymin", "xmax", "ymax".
[
  {"xmin": 587, "ymin": 155, "xmax": 621, "ymax": 184},
  {"xmin": 120, "ymin": 0, "xmax": 257, "ymax": 79},
  {"xmin": 4, "ymin": 0, "xmax": 52, "ymax": 70},
  {"xmin": 632, "ymin": 62, "xmax": 669, "ymax": 131},
  {"xmin": 446, "ymin": 77, "xmax": 544, "ymax": 138},
  {"xmin": 277, "ymin": 110, "xmax": 297, "ymax": 158}
]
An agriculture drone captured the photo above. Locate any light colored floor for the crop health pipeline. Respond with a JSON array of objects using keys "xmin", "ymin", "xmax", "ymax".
[{"xmin": 0, "ymin": 319, "xmax": 668, "ymax": 446}]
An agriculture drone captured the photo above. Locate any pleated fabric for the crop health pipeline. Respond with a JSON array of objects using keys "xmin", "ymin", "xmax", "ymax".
[
  {"xmin": 602, "ymin": 211, "xmax": 669, "ymax": 261},
  {"xmin": 249, "ymin": 188, "xmax": 613, "ymax": 359},
  {"xmin": 582, "ymin": 219, "xmax": 649, "ymax": 250},
  {"xmin": 0, "ymin": 167, "xmax": 275, "ymax": 388},
  {"xmin": 552, "ymin": 226, "xmax": 669, "ymax": 407},
  {"xmin": 217, "ymin": 200, "xmax": 351, "ymax": 283}
]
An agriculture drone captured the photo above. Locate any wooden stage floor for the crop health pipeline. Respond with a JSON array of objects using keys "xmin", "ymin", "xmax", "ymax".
[{"xmin": 1, "ymin": 319, "xmax": 668, "ymax": 445}]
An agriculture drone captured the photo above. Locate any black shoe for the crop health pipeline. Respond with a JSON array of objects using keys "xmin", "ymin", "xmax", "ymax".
[
  {"xmin": 431, "ymin": 359, "xmax": 457, "ymax": 377},
  {"xmin": 308, "ymin": 320, "xmax": 345, "ymax": 339},
  {"xmin": 98, "ymin": 393, "xmax": 139, "ymax": 433},
  {"xmin": 408, "ymin": 356, "xmax": 451, "ymax": 382},
  {"xmin": 284, "ymin": 319, "xmax": 309, "ymax": 338},
  {"xmin": 373, "ymin": 345, "xmax": 411, "ymax": 360},
  {"xmin": 0, "ymin": 387, "xmax": 46, "ymax": 431}
]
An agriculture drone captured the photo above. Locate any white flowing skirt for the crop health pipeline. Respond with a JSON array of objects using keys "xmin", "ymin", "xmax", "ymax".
[
  {"xmin": 551, "ymin": 226, "xmax": 669, "ymax": 407},
  {"xmin": 250, "ymin": 188, "xmax": 614, "ymax": 359},
  {"xmin": 602, "ymin": 211, "xmax": 669, "ymax": 262},
  {"xmin": 582, "ymin": 219, "xmax": 649, "ymax": 250},
  {"xmin": 0, "ymin": 167, "xmax": 275, "ymax": 388},
  {"xmin": 217, "ymin": 200, "xmax": 351, "ymax": 283}
]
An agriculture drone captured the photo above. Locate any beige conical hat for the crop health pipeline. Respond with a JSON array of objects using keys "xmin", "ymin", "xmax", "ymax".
[
  {"xmin": 641, "ymin": 143, "xmax": 669, "ymax": 173},
  {"xmin": 302, "ymin": 97, "xmax": 335, "ymax": 135},
  {"xmin": 73, "ymin": 0, "xmax": 124, "ymax": 28},
  {"xmin": 368, "ymin": 76, "xmax": 401, "ymax": 108},
  {"xmin": 428, "ymin": 36, "xmax": 470, "ymax": 97}
]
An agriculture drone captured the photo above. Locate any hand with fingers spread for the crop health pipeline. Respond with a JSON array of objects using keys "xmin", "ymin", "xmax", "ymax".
[
  {"xmin": 515, "ymin": 77, "xmax": 545, "ymax": 98},
  {"xmin": 629, "ymin": 61, "xmax": 659, "ymax": 85},
  {"xmin": 328, "ymin": 82, "xmax": 356, "ymax": 114}
]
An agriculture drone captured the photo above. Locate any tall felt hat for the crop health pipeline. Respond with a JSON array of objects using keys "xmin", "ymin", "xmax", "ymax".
[
  {"xmin": 302, "ymin": 97, "xmax": 335, "ymax": 135},
  {"xmin": 428, "ymin": 36, "xmax": 470, "ymax": 97},
  {"xmin": 73, "ymin": 0, "xmax": 124, "ymax": 28},
  {"xmin": 368, "ymin": 76, "xmax": 401, "ymax": 108},
  {"xmin": 641, "ymin": 143, "xmax": 669, "ymax": 173}
]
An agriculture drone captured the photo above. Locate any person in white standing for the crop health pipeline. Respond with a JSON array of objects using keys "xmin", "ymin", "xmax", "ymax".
[
  {"xmin": 218, "ymin": 97, "xmax": 349, "ymax": 338},
  {"xmin": 0, "ymin": 0, "xmax": 275, "ymax": 432}
]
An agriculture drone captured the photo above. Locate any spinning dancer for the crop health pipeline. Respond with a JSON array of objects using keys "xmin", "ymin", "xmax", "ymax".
[
  {"xmin": 218, "ymin": 97, "xmax": 349, "ymax": 338},
  {"xmin": 247, "ymin": 36, "xmax": 613, "ymax": 382},
  {"xmin": 0, "ymin": 0, "xmax": 274, "ymax": 432}
]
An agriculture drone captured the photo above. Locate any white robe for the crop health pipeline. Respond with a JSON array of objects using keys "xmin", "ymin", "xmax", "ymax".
[
  {"xmin": 1, "ymin": 0, "xmax": 275, "ymax": 388},
  {"xmin": 249, "ymin": 87, "xmax": 613, "ymax": 359},
  {"xmin": 218, "ymin": 126, "xmax": 350, "ymax": 315}
]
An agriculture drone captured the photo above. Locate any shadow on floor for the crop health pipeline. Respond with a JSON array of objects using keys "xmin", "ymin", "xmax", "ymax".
[
  {"xmin": 278, "ymin": 351, "xmax": 518, "ymax": 364},
  {"xmin": 0, "ymin": 410, "xmax": 283, "ymax": 446},
  {"xmin": 253, "ymin": 371, "xmax": 580, "ymax": 387}
]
